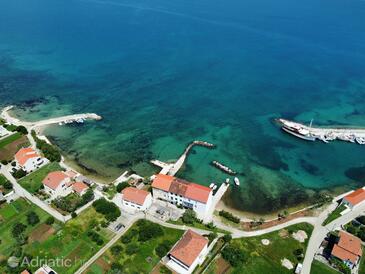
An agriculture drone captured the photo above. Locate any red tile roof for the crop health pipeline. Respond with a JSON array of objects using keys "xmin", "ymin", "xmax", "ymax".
[
  {"xmin": 170, "ymin": 229, "xmax": 208, "ymax": 267},
  {"xmin": 72, "ymin": 181, "xmax": 88, "ymax": 194},
  {"xmin": 344, "ymin": 188, "xmax": 365, "ymax": 206},
  {"xmin": 15, "ymin": 147, "xmax": 40, "ymax": 166},
  {"xmin": 20, "ymin": 270, "xmax": 31, "ymax": 274},
  {"xmin": 152, "ymin": 174, "xmax": 174, "ymax": 192},
  {"xmin": 332, "ymin": 231, "xmax": 362, "ymax": 264},
  {"xmin": 122, "ymin": 187, "xmax": 150, "ymax": 205},
  {"xmin": 152, "ymin": 174, "xmax": 211, "ymax": 204},
  {"xmin": 42, "ymin": 171, "xmax": 69, "ymax": 190}
]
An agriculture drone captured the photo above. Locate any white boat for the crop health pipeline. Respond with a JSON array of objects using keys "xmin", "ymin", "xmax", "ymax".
[
  {"xmin": 213, "ymin": 185, "xmax": 218, "ymax": 190},
  {"xmin": 225, "ymin": 178, "xmax": 230, "ymax": 184},
  {"xmin": 58, "ymin": 122, "xmax": 63, "ymax": 126},
  {"xmin": 209, "ymin": 183, "xmax": 215, "ymax": 188},
  {"xmin": 234, "ymin": 177, "xmax": 240, "ymax": 186}
]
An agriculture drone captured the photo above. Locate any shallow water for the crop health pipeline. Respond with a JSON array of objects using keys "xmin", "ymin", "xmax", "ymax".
[{"xmin": 1, "ymin": 0, "xmax": 365, "ymax": 213}]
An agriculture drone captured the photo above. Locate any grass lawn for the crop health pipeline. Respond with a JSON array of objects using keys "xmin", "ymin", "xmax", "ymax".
[
  {"xmin": 87, "ymin": 220, "xmax": 184, "ymax": 274},
  {"xmin": 208, "ymin": 223, "xmax": 313, "ymax": 274},
  {"xmin": 0, "ymin": 198, "xmax": 52, "ymax": 261},
  {"xmin": 311, "ymin": 260, "xmax": 340, "ymax": 274},
  {"xmin": 18, "ymin": 162, "xmax": 63, "ymax": 193},
  {"xmin": 323, "ymin": 205, "xmax": 346, "ymax": 225},
  {"xmin": 0, "ymin": 132, "xmax": 23, "ymax": 148},
  {"xmin": 26, "ymin": 207, "xmax": 114, "ymax": 274}
]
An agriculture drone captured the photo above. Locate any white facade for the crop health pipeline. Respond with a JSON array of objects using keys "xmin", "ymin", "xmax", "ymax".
[
  {"xmin": 119, "ymin": 192, "xmax": 153, "ymax": 211},
  {"xmin": 43, "ymin": 178, "xmax": 72, "ymax": 199},
  {"xmin": 152, "ymin": 188, "xmax": 213, "ymax": 220},
  {"xmin": 167, "ymin": 244, "xmax": 208, "ymax": 274},
  {"xmin": 18, "ymin": 157, "xmax": 49, "ymax": 173},
  {"xmin": 0, "ymin": 125, "xmax": 11, "ymax": 138}
]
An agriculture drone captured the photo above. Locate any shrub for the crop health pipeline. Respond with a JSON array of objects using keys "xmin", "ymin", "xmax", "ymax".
[
  {"xmin": 15, "ymin": 126, "xmax": 28, "ymax": 135},
  {"xmin": 116, "ymin": 182, "xmax": 129, "ymax": 193},
  {"xmin": 71, "ymin": 212, "xmax": 77, "ymax": 218},
  {"xmin": 219, "ymin": 210, "xmax": 240, "ymax": 224},
  {"xmin": 13, "ymin": 169, "xmax": 26, "ymax": 179},
  {"xmin": 126, "ymin": 243, "xmax": 139, "ymax": 254},
  {"xmin": 357, "ymin": 216, "xmax": 365, "ymax": 225},
  {"xmin": 223, "ymin": 234, "xmax": 232, "ymax": 243},
  {"xmin": 11, "ymin": 162, "xmax": 16, "ymax": 167},
  {"xmin": 45, "ymin": 217, "xmax": 55, "ymax": 225},
  {"xmin": 121, "ymin": 234, "xmax": 133, "ymax": 244},
  {"xmin": 182, "ymin": 209, "xmax": 197, "ymax": 224},
  {"xmin": 137, "ymin": 220, "xmax": 164, "ymax": 241},
  {"xmin": 221, "ymin": 243, "xmax": 245, "ymax": 267},
  {"xmin": 346, "ymin": 225, "xmax": 357, "ymax": 235},
  {"xmin": 87, "ymin": 231, "xmax": 104, "ymax": 245},
  {"xmin": 111, "ymin": 245, "xmax": 123, "ymax": 256},
  {"xmin": 207, "ymin": 232, "xmax": 218, "ymax": 242},
  {"xmin": 31, "ymin": 130, "xmax": 61, "ymax": 162},
  {"xmin": 293, "ymin": 248, "xmax": 303, "ymax": 256},
  {"xmin": 12, "ymin": 222, "xmax": 27, "ymax": 244},
  {"xmin": 155, "ymin": 240, "xmax": 172, "ymax": 258},
  {"xmin": 93, "ymin": 198, "xmax": 121, "ymax": 222},
  {"xmin": 27, "ymin": 211, "xmax": 40, "ymax": 226}
]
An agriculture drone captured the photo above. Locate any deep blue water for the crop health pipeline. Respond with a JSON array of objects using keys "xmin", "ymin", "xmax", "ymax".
[{"xmin": 1, "ymin": 0, "xmax": 365, "ymax": 213}]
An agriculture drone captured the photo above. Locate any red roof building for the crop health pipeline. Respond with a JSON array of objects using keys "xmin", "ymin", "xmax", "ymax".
[
  {"xmin": 42, "ymin": 171, "xmax": 69, "ymax": 190},
  {"xmin": 152, "ymin": 174, "xmax": 211, "ymax": 204},
  {"xmin": 72, "ymin": 181, "xmax": 89, "ymax": 195},
  {"xmin": 331, "ymin": 231, "xmax": 362, "ymax": 267},
  {"xmin": 121, "ymin": 187, "xmax": 152, "ymax": 210},
  {"xmin": 15, "ymin": 147, "xmax": 40, "ymax": 166},
  {"xmin": 343, "ymin": 188, "xmax": 365, "ymax": 208},
  {"xmin": 169, "ymin": 229, "xmax": 208, "ymax": 271}
]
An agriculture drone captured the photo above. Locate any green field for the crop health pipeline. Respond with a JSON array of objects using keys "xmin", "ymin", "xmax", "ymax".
[
  {"xmin": 18, "ymin": 162, "xmax": 63, "ymax": 193},
  {"xmin": 311, "ymin": 260, "xmax": 339, "ymax": 274},
  {"xmin": 0, "ymin": 132, "xmax": 23, "ymax": 148},
  {"xmin": 87, "ymin": 220, "xmax": 184, "ymax": 274},
  {"xmin": 0, "ymin": 199, "xmax": 52, "ymax": 259},
  {"xmin": 323, "ymin": 205, "xmax": 346, "ymax": 226},
  {"xmin": 207, "ymin": 223, "xmax": 313, "ymax": 274},
  {"xmin": 26, "ymin": 207, "xmax": 114, "ymax": 274}
]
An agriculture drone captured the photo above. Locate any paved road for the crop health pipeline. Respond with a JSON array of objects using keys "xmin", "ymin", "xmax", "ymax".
[{"xmin": 301, "ymin": 200, "xmax": 365, "ymax": 274}]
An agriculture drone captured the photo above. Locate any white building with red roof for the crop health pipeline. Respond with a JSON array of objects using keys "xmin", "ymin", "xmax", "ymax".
[
  {"xmin": 34, "ymin": 265, "xmax": 58, "ymax": 274},
  {"xmin": 118, "ymin": 187, "xmax": 152, "ymax": 211},
  {"xmin": 72, "ymin": 181, "xmax": 89, "ymax": 196},
  {"xmin": 342, "ymin": 188, "xmax": 365, "ymax": 209},
  {"xmin": 151, "ymin": 174, "xmax": 213, "ymax": 220},
  {"xmin": 42, "ymin": 171, "xmax": 72, "ymax": 198},
  {"xmin": 166, "ymin": 229, "xmax": 209, "ymax": 274},
  {"xmin": 15, "ymin": 147, "xmax": 48, "ymax": 173}
]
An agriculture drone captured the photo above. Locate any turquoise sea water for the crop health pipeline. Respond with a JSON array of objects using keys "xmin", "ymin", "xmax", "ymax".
[{"xmin": 1, "ymin": 0, "xmax": 365, "ymax": 213}]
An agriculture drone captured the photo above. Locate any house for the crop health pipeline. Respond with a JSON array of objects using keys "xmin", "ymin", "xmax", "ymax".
[
  {"xmin": 20, "ymin": 270, "xmax": 30, "ymax": 274},
  {"xmin": 42, "ymin": 171, "xmax": 72, "ymax": 198},
  {"xmin": 166, "ymin": 229, "xmax": 209, "ymax": 274},
  {"xmin": 342, "ymin": 188, "xmax": 365, "ymax": 209},
  {"xmin": 120, "ymin": 187, "xmax": 152, "ymax": 211},
  {"xmin": 15, "ymin": 147, "xmax": 49, "ymax": 173},
  {"xmin": 331, "ymin": 231, "xmax": 362, "ymax": 269},
  {"xmin": 72, "ymin": 181, "xmax": 89, "ymax": 196},
  {"xmin": 34, "ymin": 265, "xmax": 58, "ymax": 274},
  {"xmin": 151, "ymin": 174, "xmax": 213, "ymax": 220}
]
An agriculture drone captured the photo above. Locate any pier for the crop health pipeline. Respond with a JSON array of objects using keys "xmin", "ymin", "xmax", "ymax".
[
  {"xmin": 1, "ymin": 106, "xmax": 102, "ymax": 129},
  {"xmin": 278, "ymin": 118, "xmax": 365, "ymax": 144},
  {"xmin": 151, "ymin": 140, "xmax": 215, "ymax": 176}
]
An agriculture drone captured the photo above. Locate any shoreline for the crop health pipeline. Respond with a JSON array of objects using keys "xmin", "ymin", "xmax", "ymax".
[{"xmin": 2, "ymin": 105, "xmax": 354, "ymax": 220}]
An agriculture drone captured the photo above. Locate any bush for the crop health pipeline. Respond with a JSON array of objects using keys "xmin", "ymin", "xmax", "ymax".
[
  {"xmin": 155, "ymin": 240, "xmax": 172, "ymax": 258},
  {"xmin": 12, "ymin": 222, "xmax": 27, "ymax": 244},
  {"xmin": 11, "ymin": 162, "xmax": 16, "ymax": 167},
  {"xmin": 126, "ymin": 243, "xmax": 139, "ymax": 254},
  {"xmin": 116, "ymin": 182, "xmax": 129, "ymax": 193},
  {"xmin": 223, "ymin": 234, "xmax": 232, "ymax": 243},
  {"xmin": 27, "ymin": 211, "xmax": 40, "ymax": 226},
  {"xmin": 221, "ymin": 243, "xmax": 245, "ymax": 267},
  {"xmin": 32, "ymin": 130, "xmax": 61, "ymax": 162},
  {"xmin": 137, "ymin": 220, "xmax": 164, "ymax": 241},
  {"xmin": 219, "ymin": 210, "xmax": 240, "ymax": 224},
  {"xmin": 293, "ymin": 248, "xmax": 303, "ymax": 256},
  {"xmin": 357, "ymin": 216, "xmax": 365, "ymax": 225},
  {"xmin": 207, "ymin": 232, "xmax": 218, "ymax": 242},
  {"xmin": 121, "ymin": 234, "xmax": 133, "ymax": 244},
  {"xmin": 71, "ymin": 212, "xmax": 77, "ymax": 218},
  {"xmin": 13, "ymin": 169, "xmax": 26, "ymax": 179},
  {"xmin": 45, "ymin": 217, "xmax": 55, "ymax": 225},
  {"xmin": 111, "ymin": 245, "xmax": 123, "ymax": 256},
  {"xmin": 15, "ymin": 126, "xmax": 28, "ymax": 135},
  {"xmin": 87, "ymin": 230, "xmax": 104, "ymax": 245},
  {"xmin": 182, "ymin": 209, "xmax": 197, "ymax": 224},
  {"xmin": 346, "ymin": 225, "xmax": 357, "ymax": 235},
  {"xmin": 93, "ymin": 198, "xmax": 121, "ymax": 222},
  {"xmin": 358, "ymin": 230, "xmax": 365, "ymax": 241}
]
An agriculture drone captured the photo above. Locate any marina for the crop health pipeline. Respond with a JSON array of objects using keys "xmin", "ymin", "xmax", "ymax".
[{"xmin": 278, "ymin": 118, "xmax": 365, "ymax": 145}]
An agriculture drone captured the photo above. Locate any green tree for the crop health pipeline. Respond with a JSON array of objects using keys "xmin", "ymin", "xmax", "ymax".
[
  {"xmin": 45, "ymin": 216, "xmax": 55, "ymax": 225},
  {"xmin": 116, "ymin": 182, "xmax": 129, "ymax": 192},
  {"xmin": 221, "ymin": 243, "xmax": 246, "ymax": 267},
  {"xmin": 93, "ymin": 198, "xmax": 121, "ymax": 222},
  {"xmin": 26, "ymin": 211, "xmax": 40, "ymax": 226},
  {"xmin": 15, "ymin": 126, "xmax": 28, "ymax": 135},
  {"xmin": 182, "ymin": 209, "xmax": 197, "ymax": 224}
]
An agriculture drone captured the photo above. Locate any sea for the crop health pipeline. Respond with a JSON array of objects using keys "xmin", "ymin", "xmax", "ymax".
[{"xmin": 1, "ymin": 0, "xmax": 365, "ymax": 214}]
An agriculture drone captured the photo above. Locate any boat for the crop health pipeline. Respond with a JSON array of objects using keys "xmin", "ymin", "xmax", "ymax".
[
  {"xmin": 234, "ymin": 177, "xmax": 240, "ymax": 186},
  {"xmin": 356, "ymin": 137, "xmax": 365, "ymax": 145},
  {"xmin": 209, "ymin": 183, "xmax": 215, "ymax": 188},
  {"xmin": 225, "ymin": 178, "xmax": 230, "ymax": 184},
  {"xmin": 213, "ymin": 185, "xmax": 218, "ymax": 190},
  {"xmin": 279, "ymin": 119, "xmax": 317, "ymax": 141},
  {"xmin": 58, "ymin": 122, "xmax": 63, "ymax": 126}
]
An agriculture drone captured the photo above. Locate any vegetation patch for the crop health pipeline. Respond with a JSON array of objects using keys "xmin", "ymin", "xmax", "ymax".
[
  {"xmin": 88, "ymin": 219, "xmax": 184, "ymax": 274},
  {"xmin": 323, "ymin": 204, "xmax": 346, "ymax": 226},
  {"xmin": 31, "ymin": 130, "xmax": 61, "ymax": 162},
  {"xmin": 0, "ymin": 132, "xmax": 23, "ymax": 149}
]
